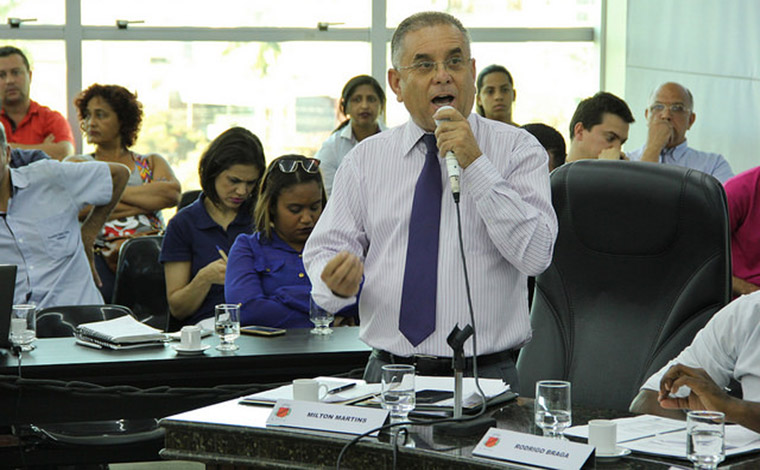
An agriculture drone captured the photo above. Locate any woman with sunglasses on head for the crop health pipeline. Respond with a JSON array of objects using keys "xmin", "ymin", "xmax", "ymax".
[
  {"xmin": 161, "ymin": 127, "xmax": 266, "ymax": 327},
  {"xmin": 225, "ymin": 155, "xmax": 358, "ymax": 328},
  {"xmin": 315, "ymin": 75, "xmax": 385, "ymax": 196}
]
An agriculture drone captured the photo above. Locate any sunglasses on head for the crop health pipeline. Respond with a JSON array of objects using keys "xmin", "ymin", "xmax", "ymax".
[{"xmin": 273, "ymin": 158, "xmax": 320, "ymax": 174}]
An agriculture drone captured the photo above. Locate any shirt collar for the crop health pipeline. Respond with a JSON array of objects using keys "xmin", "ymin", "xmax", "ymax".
[
  {"xmin": 400, "ymin": 112, "xmax": 478, "ymax": 158},
  {"xmin": 259, "ymin": 230, "xmax": 302, "ymax": 254},
  {"xmin": 338, "ymin": 120, "xmax": 387, "ymax": 141},
  {"xmin": 8, "ymin": 166, "xmax": 32, "ymax": 191},
  {"xmin": 191, "ymin": 193, "xmax": 253, "ymax": 230},
  {"xmin": 661, "ymin": 139, "xmax": 689, "ymax": 162}
]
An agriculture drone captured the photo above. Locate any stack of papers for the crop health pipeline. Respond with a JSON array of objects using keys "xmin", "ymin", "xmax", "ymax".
[
  {"xmin": 240, "ymin": 377, "xmax": 382, "ymax": 406},
  {"xmin": 565, "ymin": 414, "xmax": 760, "ymax": 459},
  {"xmin": 76, "ymin": 315, "xmax": 167, "ymax": 350}
]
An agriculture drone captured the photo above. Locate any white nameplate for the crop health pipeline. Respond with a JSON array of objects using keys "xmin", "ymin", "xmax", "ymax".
[
  {"xmin": 473, "ymin": 428, "xmax": 594, "ymax": 470},
  {"xmin": 266, "ymin": 399, "xmax": 388, "ymax": 436}
]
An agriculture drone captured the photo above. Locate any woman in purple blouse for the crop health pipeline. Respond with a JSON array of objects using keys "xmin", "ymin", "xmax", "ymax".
[{"xmin": 225, "ymin": 155, "xmax": 358, "ymax": 328}]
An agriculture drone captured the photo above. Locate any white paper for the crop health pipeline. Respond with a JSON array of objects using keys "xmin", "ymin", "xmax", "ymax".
[
  {"xmin": 566, "ymin": 414, "xmax": 760, "ymax": 460},
  {"xmin": 566, "ymin": 414, "xmax": 686, "ymax": 443},
  {"xmin": 240, "ymin": 377, "xmax": 381, "ymax": 405}
]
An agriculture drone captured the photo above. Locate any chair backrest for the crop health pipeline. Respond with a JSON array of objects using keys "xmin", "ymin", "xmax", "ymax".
[
  {"xmin": 517, "ymin": 160, "xmax": 731, "ymax": 411},
  {"xmin": 178, "ymin": 190, "xmax": 201, "ymax": 212},
  {"xmin": 112, "ymin": 235, "xmax": 169, "ymax": 331},
  {"xmin": 37, "ymin": 304, "xmax": 135, "ymax": 338}
]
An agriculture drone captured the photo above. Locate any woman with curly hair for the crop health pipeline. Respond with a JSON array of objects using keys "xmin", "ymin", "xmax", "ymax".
[{"xmin": 68, "ymin": 84, "xmax": 181, "ymax": 301}]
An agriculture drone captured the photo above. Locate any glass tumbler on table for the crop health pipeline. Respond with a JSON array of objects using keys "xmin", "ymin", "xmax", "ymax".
[
  {"xmin": 214, "ymin": 303, "xmax": 240, "ymax": 351},
  {"xmin": 381, "ymin": 364, "xmax": 416, "ymax": 421},
  {"xmin": 10, "ymin": 304, "xmax": 37, "ymax": 352},
  {"xmin": 534, "ymin": 380, "xmax": 572, "ymax": 438},
  {"xmin": 309, "ymin": 297, "xmax": 334, "ymax": 336},
  {"xmin": 687, "ymin": 410, "xmax": 725, "ymax": 470}
]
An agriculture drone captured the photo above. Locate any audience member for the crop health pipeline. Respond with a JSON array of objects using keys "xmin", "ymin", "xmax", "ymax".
[
  {"xmin": 161, "ymin": 127, "xmax": 266, "ymax": 327},
  {"xmin": 0, "ymin": 124, "xmax": 129, "ymax": 308},
  {"xmin": 567, "ymin": 91, "xmax": 634, "ymax": 162},
  {"xmin": 67, "ymin": 84, "xmax": 181, "ymax": 301},
  {"xmin": 629, "ymin": 291, "xmax": 760, "ymax": 433},
  {"xmin": 724, "ymin": 166, "xmax": 760, "ymax": 296},
  {"xmin": 476, "ymin": 64, "xmax": 516, "ymax": 125},
  {"xmin": 226, "ymin": 155, "xmax": 358, "ymax": 328},
  {"xmin": 627, "ymin": 82, "xmax": 734, "ymax": 183},
  {"xmin": 315, "ymin": 75, "xmax": 385, "ymax": 196},
  {"xmin": 521, "ymin": 122, "xmax": 566, "ymax": 171},
  {"xmin": 0, "ymin": 46, "xmax": 75, "ymax": 160},
  {"xmin": 303, "ymin": 12, "xmax": 557, "ymax": 388}
]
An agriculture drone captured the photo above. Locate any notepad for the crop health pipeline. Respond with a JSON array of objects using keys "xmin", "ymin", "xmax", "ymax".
[{"xmin": 76, "ymin": 315, "xmax": 167, "ymax": 349}]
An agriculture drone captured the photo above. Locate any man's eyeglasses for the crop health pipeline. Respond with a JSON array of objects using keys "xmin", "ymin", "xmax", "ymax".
[
  {"xmin": 396, "ymin": 56, "xmax": 471, "ymax": 75},
  {"xmin": 649, "ymin": 103, "xmax": 690, "ymax": 115},
  {"xmin": 273, "ymin": 158, "xmax": 320, "ymax": 174}
]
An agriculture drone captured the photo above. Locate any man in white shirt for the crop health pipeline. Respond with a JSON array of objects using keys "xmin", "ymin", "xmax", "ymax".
[
  {"xmin": 303, "ymin": 11, "xmax": 557, "ymax": 390},
  {"xmin": 630, "ymin": 291, "xmax": 760, "ymax": 433}
]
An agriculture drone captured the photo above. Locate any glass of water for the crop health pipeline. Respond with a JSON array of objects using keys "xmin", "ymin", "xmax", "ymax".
[
  {"xmin": 10, "ymin": 304, "xmax": 37, "ymax": 352},
  {"xmin": 309, "ymin": 297, "xmax": 334, "ymax": 336},
  {"xmin": 214, "ymin": 303, "xmax": 240, "ymax": 351},
  {"xmin": 687, "ymin": 410, "xmax": 725, "ymax": 470},
  {"xmin": 381, "ymin": 364, "xmax": 416, "ymax": 420},
  {"xmin": 534, "ymin": 380, "xmax": 572, "ymax": 438}
]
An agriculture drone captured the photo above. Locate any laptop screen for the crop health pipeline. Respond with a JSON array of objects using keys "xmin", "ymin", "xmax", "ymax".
[{"xmin": 0, "ymin": 265, "xmax": 17, "ymax": 350}]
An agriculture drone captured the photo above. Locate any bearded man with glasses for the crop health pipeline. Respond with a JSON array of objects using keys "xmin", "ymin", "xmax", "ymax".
[
  {"xmin": 627, "ymin": 82, "xmax": 734, "ymax": 183},
  {"xmin": 303, "ymin": 11, "xmax": 557, "ymax": 391}
]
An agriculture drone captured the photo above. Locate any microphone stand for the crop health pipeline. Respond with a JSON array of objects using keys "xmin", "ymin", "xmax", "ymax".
[{"xmin": 434, "ymin": 325, "xmax": 496, "ymax": 437}]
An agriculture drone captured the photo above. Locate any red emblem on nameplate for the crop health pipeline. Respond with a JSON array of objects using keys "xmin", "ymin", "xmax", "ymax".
[
  {"xmin": 276, "ymin": 407, "xmax": 291, "ymax": 418},
  {"xmin": 485, "ymin": 436, "xmax": 500, "ymax": 448}
]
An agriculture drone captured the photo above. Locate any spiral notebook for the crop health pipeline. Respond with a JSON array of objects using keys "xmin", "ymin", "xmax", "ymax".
[{"xmin": 76, "ymin": 315, "xmax": 166, "ymax": 349}]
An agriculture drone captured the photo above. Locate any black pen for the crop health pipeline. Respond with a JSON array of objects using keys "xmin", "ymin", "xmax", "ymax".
[{"xmin": 327, "ymin": 383, "xmax": 357, "ymax": 395}]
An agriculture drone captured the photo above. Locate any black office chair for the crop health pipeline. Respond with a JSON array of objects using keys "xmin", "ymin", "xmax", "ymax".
[
  {"xmin": 26, "ymin": 303, "xmax": 164, "ymax": 460},
  {"xmin": 36, "ymin": 304, "xmax": 135, "ymax": 338},
  {"xmin": 517, "ymin": 160, "xmax": 731, "ymax": 411},
  {"xmin": 112, "ymin": 235, "xmax": 170, "ymax": 331},
  {"xmin": 177, "ymin": 189, "xmax": 201, "ymax": 211}
]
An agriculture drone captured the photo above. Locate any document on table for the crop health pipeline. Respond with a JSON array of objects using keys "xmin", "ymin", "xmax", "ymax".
[
  {"xmin": 566, "ymin": 414, "xmax": 760, "ymax": 459},
  {"xmin": 363, "ymin": 376, "xmax": 514, "ymax": 411},
  {"xmin": 239, "ymin": 377, "xmax": 381, "ymax": 406}
]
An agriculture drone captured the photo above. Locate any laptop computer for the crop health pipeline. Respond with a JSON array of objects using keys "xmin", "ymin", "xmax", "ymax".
[{"xmin": 0, "ymin": 264, "xmax": 17, "ymax": 350}]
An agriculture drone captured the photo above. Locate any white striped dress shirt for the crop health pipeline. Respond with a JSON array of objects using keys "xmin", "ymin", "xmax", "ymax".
[{"xmin": 304, "ymin": 113, "xmax": 558, "ymax": 357}]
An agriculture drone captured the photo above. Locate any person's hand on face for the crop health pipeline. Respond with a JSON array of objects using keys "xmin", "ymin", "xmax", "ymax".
[
  {"xmin": 647, "ymin": 117, "xmax": 674, "ymax": 151},
  {"xmin": 598, "ymin": 143, "xmax": 624, "ymax": 160}
]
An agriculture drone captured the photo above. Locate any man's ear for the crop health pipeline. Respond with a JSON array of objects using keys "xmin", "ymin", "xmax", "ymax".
[
  {"xmin": 512, "ymin": 88, "xmax": 516, "ymax": 102},
  {"xmin": 572, "ymin": 121, "xmax": 585, "ymax": 141},
  {"xmin": 388, "ymin": 68, "xmax": 403, "ymax": 103},
  {"xmin": 687, "ymin": 111, "xmax": 696, "ymax": 130}
]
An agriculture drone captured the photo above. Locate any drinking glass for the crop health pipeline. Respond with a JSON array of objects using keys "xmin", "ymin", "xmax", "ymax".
[
  {"xmin": 534, "ymin": 380, "xmax": 572, "ymax": 438},
  {"xmin": 687, "ymin": 410, "xmax": 725, "ymax": 470},
  {"xmin": 9, "ymin": 304, "xmax": 37, "ymax": 352},
  {"xmin": 381, "ymin": 364, "xmax": 416, "ymax": 420},
  {"xmin": 309, "ymin": 297, "xmax": 334, "ymax": 336},
  {"xmin": 214, "ymin": 303, "xmax": 240, "ymax": 351}
]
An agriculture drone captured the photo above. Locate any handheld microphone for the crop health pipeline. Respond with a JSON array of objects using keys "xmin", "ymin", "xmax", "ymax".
[{"xmin": 434, "ymin": 105, "xmax": 461, "ymax": 203}]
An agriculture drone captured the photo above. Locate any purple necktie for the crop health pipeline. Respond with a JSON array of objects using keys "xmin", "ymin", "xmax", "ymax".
[{"xmin": 399, "ymin": 133, "xmax": 442, "ymax": 346}]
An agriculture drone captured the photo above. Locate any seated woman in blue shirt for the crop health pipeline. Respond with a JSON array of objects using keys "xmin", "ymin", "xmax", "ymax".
[
  {"xmin": 160, "ymin": 127, "xmax": 266, "ymax": 327},
  {"xmin": 225, "ymin": 155, "xmax": 358, "ymax": 328}
]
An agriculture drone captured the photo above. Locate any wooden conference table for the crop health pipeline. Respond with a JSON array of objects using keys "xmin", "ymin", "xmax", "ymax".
[{"xmin": 161, "ymin": 397, "xmax": 760, "ymax": 470}]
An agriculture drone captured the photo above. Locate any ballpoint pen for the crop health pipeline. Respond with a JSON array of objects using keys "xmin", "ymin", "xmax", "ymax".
[
  {"xmin": 216, "ymin": 245, "xmax": 228, "ymax": 262},
  {"xmin": 327, "ymin": 383, "xmax": 357, "ymax": 395}
]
